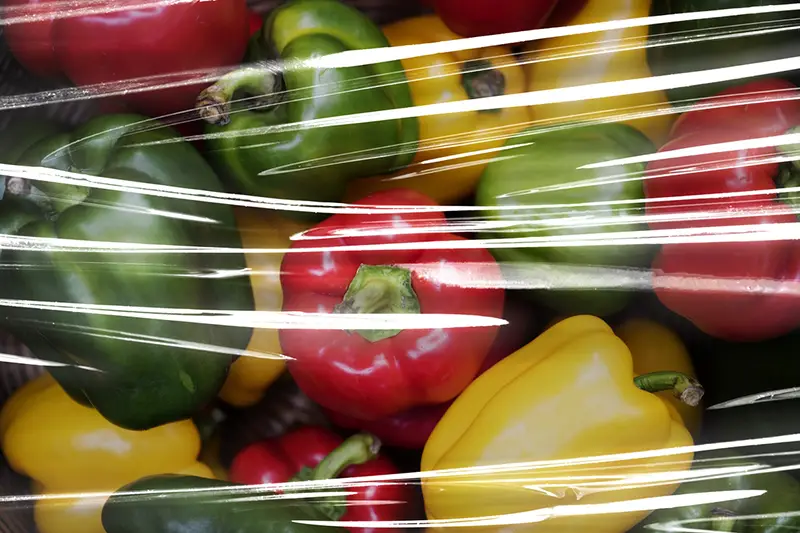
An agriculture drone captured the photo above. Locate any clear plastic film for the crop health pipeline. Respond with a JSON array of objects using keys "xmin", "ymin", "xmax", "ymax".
[{"xmin": 0, "ymin": 1, "xmax": 798, "ymax": 533}]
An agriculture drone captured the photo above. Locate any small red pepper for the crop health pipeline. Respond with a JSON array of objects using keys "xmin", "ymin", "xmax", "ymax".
[
  {"xmin": 229, "ymin": 426, "xmax": 410, "ymax": 533},
  {"xmin": 644, "ymin": 78, "xmax": 800, "ymax": 342},
  {"xmin": 3, "ymin": 0, "xmax": 250, "ymax": 117},
  {"xmin": 432, "ymin": 0, "xmax": 561, "ymax": 37},
  {"xmin": 324, "ymin": 295, "xmax": 539, "ymax": 448},
  {"xmin": 279, "ymin": 189, "xmax": 505, "ymax": 421}
]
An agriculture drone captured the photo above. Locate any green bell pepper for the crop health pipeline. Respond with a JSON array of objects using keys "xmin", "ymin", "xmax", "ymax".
[
  {"xmin": 475, "ymin": 122, "xmax": 657, "ymax": 317},
  {"xmin": 647, "ymin": 0, "xmax": 800, "ymax": 104},
  {"xmin": 196, "ymin": 0, "xmax": 418, "ymax": 215},
  {"xmin": 102, "ymin": 474, "xmax": 347, "ymax": 533},
  {"xmin": 0, "ymin": 114, "xmax": 254, "ymax": 431},
  {"xmin": 635, "ymin": 454, "xmax": 800, "ymax": 533}
]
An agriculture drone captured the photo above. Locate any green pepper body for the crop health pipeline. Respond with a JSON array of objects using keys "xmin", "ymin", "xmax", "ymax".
[
  {"xmin": 0, "ymin": 114, "xmax": 254, "ymax": 430},
  {"xmin": 199, "ymin": 0, "xmax": 418, "ymax": 215},
  {"xmin": 636, "ymin": 457, "xmax": 800, "ymax": 533},
  {"xmin": 102, "ymin": 474, "xmax": 347, "ymax": 533},
  {"xmin": 647, "ymin": 0, "xmax": 800, "ymax": 104},
  {"xmin": 475, "ymin": 123, "xmax": 657, "ymax": 317}
]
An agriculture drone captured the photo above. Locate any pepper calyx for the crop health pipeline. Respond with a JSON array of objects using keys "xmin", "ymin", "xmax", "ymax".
[
  {"xmin": 196, "ymin": 62, "xmax": 285, "ymax": 125},
  {"xmin": 334, "ymin": 264, "xmax": 421, "ymax": 342},
  {"xmin": 461, "ymin": 59, "xmax": 506, "ymax": 113}
]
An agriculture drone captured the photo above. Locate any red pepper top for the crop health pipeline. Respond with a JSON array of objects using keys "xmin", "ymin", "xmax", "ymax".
[
  {"xmin": 643, "ymin": 78, "xmax": 800, "ymax": 342},
  {"xmin": 229, "ymin": 426, "xmax": 410, "ymax": 533},
  {"xmin": 324, "ymin": 294, "xmax": 539, "ymax": 449},
  {"xmin": 279, "ymin": 189, "xmax": 505, "ymax": 421},
  {"xmin": 3, "ymin": 0, "xmax": 250, "ymax": 117}
]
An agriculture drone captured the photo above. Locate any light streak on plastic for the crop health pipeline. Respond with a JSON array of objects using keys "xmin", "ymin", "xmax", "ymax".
[
  {"xmin": 307, "ymin": 4, "xmax": 800, "ymax": 67},
  {"xmin": 580, "ymin": 132, "xmax": 800, "ymax": 170},
  {"xmin": 293, "ymin": 490, "xmax": 767, "ymax": 529},
  {"xmin": 0, "ymin": 351, "xmax": 100, "ymax": 372}
]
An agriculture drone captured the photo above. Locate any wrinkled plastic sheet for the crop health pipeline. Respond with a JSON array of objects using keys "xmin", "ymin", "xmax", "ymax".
[{"xmin": 0, "ymin": 2, "xmax": 798, "ymax": 533}]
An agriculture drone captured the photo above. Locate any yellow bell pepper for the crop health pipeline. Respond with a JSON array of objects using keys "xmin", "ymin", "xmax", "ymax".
[
  {"xmin": 421, "ymin": 315, "xmax": 701, "ymax": 533},
  {"xmin": 0, "ymin": 374, "xmax": 214, "ymax": 533},
  {"xmin": 346, "ymin": 14, "xmax": 531, "ymax": 205},
  {"xmin": 615, "ymin": 318, "xmax": 701, "ymax": 435},
  {"xmin": 523, "ymin": 0, "xmax": 674, "ymax": 147},
  {"xmin": 219, "ymin": 208, "xmax": 310, "ymax": 407}
]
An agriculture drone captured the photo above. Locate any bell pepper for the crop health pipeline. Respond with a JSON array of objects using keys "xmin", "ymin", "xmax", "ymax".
[
  {"xmin": 644, "ymin": 78, "xmax": 800, "ymax": 342},
  {"xmin": 421, "ymin": 315, "xmax": 703, "ymax": 533},
  {"xmin": 344, "ymin": 15, "xmax": 531, "ymax": 205},
  {"xmin": 229, "ymin": 427, "xmax": 410, "ymax": 532},
  {"xmin": 102, "ymin": 474, "xmax": 347, "ymax": 533},
  {"xmin": 636, "ymin": 392, "xmax": 800, "ymax": 533},
  {"xmin": 218, "ymin": 209, "xmax": 312, "ymax": 408},
  {"xmin": 523, "ymin": 0, "xmax": 675, "ymax": 147},
  {"xmin": 196, "ymin": 0, "xmax": 418, "ymax": 211},
  {"xmin": 0, "ymin": 374, "xmax": 214, "ymax": 533},
  {"xmin": 324, "ymin": 294, "xmax": 539, "ymax": 448},
  {"xmin": 647, "ymin": 0, "xmax": 800, "ymax": 105},
  {"xmin": 278, "ymin": 189, "xmax": 505, "ymax": 421},
  {"xmin": 476, "ymin": 122, "xmax": 658, "ymax": 317},
  {"xmin": 431, "ymin": 0, "xmax": 560, "ymax": 37},
  {"xmin": 635, "ymin": 458, "xmax": 800, "ymax": 533},
  {"xmin": 614, "ymin": 318, "xmax": 701, "ymax": 435},
  {"xmin": 2, "ymin": 0, "xmax": 250, "ymax": 118},
  {"xmin": 0, "ymin": 114, "xmax": 255, "ymax": 430}
]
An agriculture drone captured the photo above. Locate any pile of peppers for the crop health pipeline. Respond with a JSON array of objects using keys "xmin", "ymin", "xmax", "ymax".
[{"xmin": 0, "ymin": 1, "xmax": 798, "ymax": 533}]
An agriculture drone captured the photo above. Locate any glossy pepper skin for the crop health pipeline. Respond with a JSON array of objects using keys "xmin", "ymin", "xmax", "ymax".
[
  {"xmin": 647, "ymin": 0, "xmax": 800, "ymax": 104},
  {"xmin": 197, "ymin": 0, "xmax": 418, "ymax": 212},
  {"xmin": 644, "ymin": 78, "xmax": 800, "ymax": 342},
  {"xmin": 524, "ymin": 0, "xmax": 675, "ymax": 147},
  {"xmin": 421, "ymin": 315, "xmax": 702, "ymax": 533},
  {"xmin": 324, "ymin": 294, "xmax": 539, "ymax": 448},
  {"xmin": 614, "ymin": 318, "xmax": 701, "ymax": 435},
  {"xmin": 102, "ymin": 474, "xmax": 346, "ymax": 533},
  {"xmin": 279, "ymin": 189, "xmax": 505, "ymax": 421},
  {"xmin": 345, "ymin": 15, "xmax": 530, "ymax": 204},
  {"xmin": 0, "ymin": 374, "xmax": 214, "ymax": 533},
  {"xmin": 476, "ymin": 122, "xmax": 658, "ymax": 317},
  {"xmin": 219, "ymin": 209, "xmax": 312, "ymax": 408},
  {"xmin": 230, "ymin": 427, "xmax": 411, "ymax": 533},
  {"xmin": 432, "ymin": 0, "xmax": 560, "ymax": 38},
  {"xmin": 3, "ymin": 0, "xmax": 250, "ymax": 117},
  {"xmin": 0, "ymin": 114, "xmax": 255, "ymax": 430},
  {"xmin": 637, "ymin": 462, "xmax": 800, "ymax": 533}
]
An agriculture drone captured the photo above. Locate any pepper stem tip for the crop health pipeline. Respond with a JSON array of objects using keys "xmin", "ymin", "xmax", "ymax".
[{"xmin": 634, "ymin": 371, "xmax": 705, "ymax": 407}]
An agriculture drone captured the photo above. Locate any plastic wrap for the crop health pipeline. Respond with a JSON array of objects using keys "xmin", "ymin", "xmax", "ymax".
[{"xmin": 0, "ymin": 1, "xmax": 798, "ymax": 533}]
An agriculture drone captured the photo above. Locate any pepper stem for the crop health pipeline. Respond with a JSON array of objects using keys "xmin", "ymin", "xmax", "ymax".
[
  {"xmin": 196, "ymin": 62, "xmax": 284, "ymax": 126},
  {"xmin": 710, "ymin": 507, "xmax": 737, "ymax": 532},
  {"xmin": 309, "ymin": 433, "xmax": 381, "ymax": 482},
  {"xmin": 776, "ymin": 128, "xmax": 800, "ymax": 216},
  {"xmin": 333, "ymin": 264, "xmax": 421, "ymax": 342},
  {"xmin": 461, "ymin": 59, "xmax": 506, "ymax": 113},
  {"xmin": 633, "ymin": 371, "xmax": 705, "ymax": 407}
]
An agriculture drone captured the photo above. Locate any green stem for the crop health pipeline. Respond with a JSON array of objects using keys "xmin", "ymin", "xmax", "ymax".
[
  {"xmin": 461, "ymin": 59, "xmax": 506, "ymax": 113},
  {"xmin": 310, "ymin": 433, "xmax": 381, "ymax": 481},
  {"xmin": 196, "ymin": 62, "xmax": 284, "ymax": 126},
  {"xmin": 333, "ymin": 264, "xmax": 421, "ymax": 342},
  {"xmin": 634, "ymin": 371, "xmax": 705, "ymax": 407}
]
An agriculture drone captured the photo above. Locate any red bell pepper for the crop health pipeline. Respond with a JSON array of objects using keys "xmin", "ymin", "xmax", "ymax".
[
  {"xmin": 229, "ymin": 426, "xmax": 410, "ymax": 533},
  {"xmin": 279, "ymin": 189, "xmax": 505, "ymax": 421},
  {"xmin": 644, "ymin": 78, "xmax": 800, "ymax": 342},
  {"xmin": 323, "ymin": 294, "xmax": 539, "ymax": 448},
  {"xmin": 432, "ymin": 0, "xmax": 561, "ymax": 37},
  {"xmin": 3, "ymin": 0, "xmax": 250, "ymax": 117}
]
